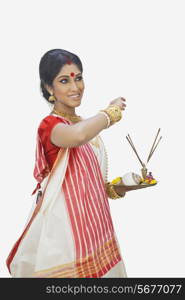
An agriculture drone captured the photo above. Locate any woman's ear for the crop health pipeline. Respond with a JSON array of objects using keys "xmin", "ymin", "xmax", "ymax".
[{"xmin": 45, "ymin": 84, "xmax": 53, "ymax": 95}]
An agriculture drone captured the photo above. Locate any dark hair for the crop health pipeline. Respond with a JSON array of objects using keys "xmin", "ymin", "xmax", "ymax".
[{"xmin": 39, "ymin": 49, "xmax": 83, "ymax": 103}]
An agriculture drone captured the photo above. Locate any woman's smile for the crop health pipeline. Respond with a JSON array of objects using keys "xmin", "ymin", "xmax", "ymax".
[{"xmin": 68, "ymin": 93, "xmax": 81, "ymax": 99}]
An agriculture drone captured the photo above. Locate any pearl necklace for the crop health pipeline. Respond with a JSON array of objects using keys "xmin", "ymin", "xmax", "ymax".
[
  {"xmin": 104, "ymin": 145, "xmax": 109, "ymax": 183},
  {"xmin": 98, "ymin": 136, "xmax": 109, "ymax": 183}
]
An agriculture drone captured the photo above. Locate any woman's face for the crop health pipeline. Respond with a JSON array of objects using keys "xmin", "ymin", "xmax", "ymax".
[{"xmin": 47, "ymin": 63, "xmax": 84, "ymax": 108}]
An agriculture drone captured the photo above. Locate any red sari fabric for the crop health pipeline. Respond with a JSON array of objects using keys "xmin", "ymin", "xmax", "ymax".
[
  {"xmin": 38, "ymin": 115, "xmax": 63, "ymax": 170},
  {"xmin": 7, "ymin": 115, "xmax": 123, "ymax": 277},
  {"xmin": 31, "ymin": 115, "xmax": 64, "ymax": 195}
]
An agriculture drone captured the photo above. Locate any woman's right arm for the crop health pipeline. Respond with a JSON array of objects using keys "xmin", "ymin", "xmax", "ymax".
[{"xmin": 50, "ymin": 97, "xmax": 126, "ymax": 148}]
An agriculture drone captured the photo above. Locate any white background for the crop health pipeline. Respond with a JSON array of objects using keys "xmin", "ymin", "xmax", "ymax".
[{"xmin": 1, "ymin": 0, "xmax": 185, "ymax": 277}]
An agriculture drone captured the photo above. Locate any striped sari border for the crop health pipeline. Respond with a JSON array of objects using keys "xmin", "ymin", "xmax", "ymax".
[{"xmin": 33, "ymin": 236, "xmax": 121, "ymax": 278}]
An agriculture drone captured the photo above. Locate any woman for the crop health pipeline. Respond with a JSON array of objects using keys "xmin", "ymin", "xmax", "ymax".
[{"xmin": 6, "ymin": 49, "xmax": 127, "ymax": 278}]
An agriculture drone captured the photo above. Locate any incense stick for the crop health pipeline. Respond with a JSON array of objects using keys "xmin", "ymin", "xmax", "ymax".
[
  {"xmin": 147, "ymin": 136, "xmax": 162, "ymax": 163},
  {"xmin": 125, "ymin": 128, "xmax": 162, "ymax": 172},
  {"xmin": 147, "ymin": 128, "xmax": 161, "ymax": 163},
  {"xmin": 127, "ymin": 134, "xmax": 144, "ymax": 165},
  {"xmin": 127, "ymin": 134, "xmax": 136, "ymax": 150},
  {"xmin": 126, "ymin": 135, "xmax": 144, "ymax": 167},
  {"xmin": 127, "ymin": 134, "xmax": 140, "ymax": 155}
]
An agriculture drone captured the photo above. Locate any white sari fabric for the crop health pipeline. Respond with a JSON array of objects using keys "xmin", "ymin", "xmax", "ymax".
[{"xmin": 6, "ymin": 130, "xmax": 127, "ymax": 278}]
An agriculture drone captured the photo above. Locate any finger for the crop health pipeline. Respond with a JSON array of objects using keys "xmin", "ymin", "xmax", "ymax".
[{"xmin": 121, "ymin": 97, "xmax": 126, "ymax": 102}]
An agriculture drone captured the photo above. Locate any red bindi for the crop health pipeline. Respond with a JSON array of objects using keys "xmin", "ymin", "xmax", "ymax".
[{"xmin": 70, "ymin": 72, "xmax": 75, "ymax": 77}]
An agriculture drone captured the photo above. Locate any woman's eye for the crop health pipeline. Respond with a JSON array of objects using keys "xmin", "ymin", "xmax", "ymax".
[
  {"xmin": 60, "ymin": 76, "xmax": 83, "ymax": 84},
  {"xmin": 60, "ymin": 79, "xmax": 68, "ymax": 84},
  {"xmin": 76, "ymin": 76, "xmax": 83, "ymax": 81}
]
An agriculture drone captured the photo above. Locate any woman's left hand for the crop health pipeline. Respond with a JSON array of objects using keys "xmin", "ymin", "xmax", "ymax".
[{"xmin": 113, "ymin": 185, "xmax": 126, "ymax": 197}]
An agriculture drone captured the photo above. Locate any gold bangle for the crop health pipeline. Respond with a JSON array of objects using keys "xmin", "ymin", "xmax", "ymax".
[
  {"xmin": 105, "ymin": 182, "xmax": 122, "ymax": 199},
  {"xmin": 99, "ymin": 105, "xmax": 122, "ymax": 126}
]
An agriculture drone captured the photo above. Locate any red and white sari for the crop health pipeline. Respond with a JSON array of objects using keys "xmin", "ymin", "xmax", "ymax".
[{"xmin": 6, "ymin": 114, "xmax": 127, "ymax": 278}]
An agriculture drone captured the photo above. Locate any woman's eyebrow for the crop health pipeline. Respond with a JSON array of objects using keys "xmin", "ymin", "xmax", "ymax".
[{"xmin": 57, "ymin": 73, "xmax": 82, "ymax": 79}]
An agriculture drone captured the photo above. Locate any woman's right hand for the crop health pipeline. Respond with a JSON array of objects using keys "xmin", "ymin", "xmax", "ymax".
[{"xmin": 108, "ymin": 97, "xmax": 127, "ymax": 111}]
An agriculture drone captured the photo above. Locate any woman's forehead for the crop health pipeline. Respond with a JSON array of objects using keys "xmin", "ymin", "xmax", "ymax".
[{"xmin": 58, "ymin": 63, "xmax": 81, "ymax": 77}]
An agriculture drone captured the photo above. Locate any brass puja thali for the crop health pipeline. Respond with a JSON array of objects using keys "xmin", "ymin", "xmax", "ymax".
[
  {"xmin": 111, "ymin": 182, "xmax": 157, "ymax": 192},
  {"xmin": 110, "ymin": 128, "xmax": 162, "ymax": 192}
]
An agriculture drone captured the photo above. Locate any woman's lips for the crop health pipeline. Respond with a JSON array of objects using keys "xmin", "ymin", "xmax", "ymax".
[{"xmin": 69, "ymin": 94, "xmax": 81, "ymax": 99}]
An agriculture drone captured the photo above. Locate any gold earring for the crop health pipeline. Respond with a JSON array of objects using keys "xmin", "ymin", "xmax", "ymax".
[{"xmin": 48, "ymin": 94, "xmax": 56, "ymax": 102}]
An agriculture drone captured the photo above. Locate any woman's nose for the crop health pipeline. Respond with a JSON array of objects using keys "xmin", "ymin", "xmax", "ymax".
[{"xmin": 70, "ymin": 80, "xmax": 79, "ymax": 91}]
